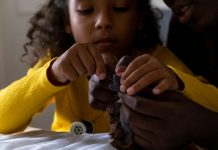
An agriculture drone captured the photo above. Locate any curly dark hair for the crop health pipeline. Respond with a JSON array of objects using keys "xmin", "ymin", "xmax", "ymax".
[{"xmin": 22, "ymin": 0, "xmax": 161, "ymax": 67}]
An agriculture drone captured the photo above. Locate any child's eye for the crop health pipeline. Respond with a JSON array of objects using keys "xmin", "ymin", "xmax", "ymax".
[
  {"xmin": 113, "ymin": 7, "xmax": 129, "ymax": 13},
  {"xmin": 76, "ymin": 8, "xmax": 93, "ymax": 15}
]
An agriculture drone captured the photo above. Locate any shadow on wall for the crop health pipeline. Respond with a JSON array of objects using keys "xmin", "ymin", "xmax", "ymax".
[
  {"xmin": 0, "ymin": 6, "xmax": 4, "ymax": 88},
  {"xmin": 151, "ymin": 0, "xmax": 172, "ymax": 45}
]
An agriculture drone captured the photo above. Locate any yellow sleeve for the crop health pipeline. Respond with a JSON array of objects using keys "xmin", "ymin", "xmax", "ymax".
[
  {"xmin": 170, "ymin": 67, "xmax": 218, "ymax": 112},
  {"xmin": 153, "ymin": 45, "xmax": 218, "ymax": 112},
  {"xmin": 0, "ymin": 59, "xmax": 66, "ymax": 134}
]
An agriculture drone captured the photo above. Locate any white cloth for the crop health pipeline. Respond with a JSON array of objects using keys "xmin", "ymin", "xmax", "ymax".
[{"xmin": 0, "ymin": 130, "xmax": 117, "ymax": 150}]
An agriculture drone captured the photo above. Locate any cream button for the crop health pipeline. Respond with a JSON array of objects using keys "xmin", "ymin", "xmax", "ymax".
[{"xmin": 70, "ymin": 121, "xmax": 87, "ymax": 136}]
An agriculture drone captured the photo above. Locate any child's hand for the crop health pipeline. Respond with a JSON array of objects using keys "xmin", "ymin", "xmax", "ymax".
[
  {"xmin": 116, "ymin": 54, "xmax": 180, "ymax": 95},
  {"xmin": 48, "ymin": 43, "xmax": 106, "ymax": 85}
]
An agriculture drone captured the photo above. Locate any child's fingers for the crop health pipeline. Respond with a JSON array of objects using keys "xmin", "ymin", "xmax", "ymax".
[
  {"xmin": 125, "ymin": 71, "xmax": 159, "ymax": 95},
  {"xmin": 127, "ymin": 71, "xmax": 177, "ymax": 95},
  {"xmin": 120, "ymin": 57, "xmax": 159, "ymax": 93},
  {"xmin": 67, "ymin": 43, "xmax": 95, "ymax": 76},
  {"xmin": 115, "ymin": 55, "xmax": 133, "ymax": 76},
  {"xmin": 69, "ymin": 52, "xmax": 87, "ymax": 76},
  {"xmin": 122, "ymin": 60, "xmax": 158, "ymax": 88},
  {"xmin": 153, "ymin": 75, "xmax": 179, "ymax": 95},
  {"xmin": 60, "ymin": 61, "xmax": 79, "ymax": 81},
  {"xmin": 76, "ymin": 44, "xmax": 96, "ymax": 76},
  {"xmin": 152, "ymin": 79, "xmax": 171, "ymax": 95},
  {"xmin": 88, "ymin": 44, "xmax": 106, "ymax": 80},
  {"xmin": 122, "ymin": 54, "xmax": 150, "ymax": 80}
]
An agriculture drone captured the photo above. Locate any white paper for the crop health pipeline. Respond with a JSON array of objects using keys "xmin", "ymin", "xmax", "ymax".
[{"xmin": 0, "ymin": 130, "xmax": 117, "ymax": 150}]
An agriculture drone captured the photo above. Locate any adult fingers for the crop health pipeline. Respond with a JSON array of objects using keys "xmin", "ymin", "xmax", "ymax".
[
  {"xmin": 120, "ymin": 104, "xmax": 156, "ymax": 150},
  {"xmin": 134, "ymin": 133, "xmax": 154, "ymax": 150},
  {"xmin": 121, "ymin": 103, "xmax": 161, "ymax": 135},
  {"xmin": 120, "ymin": 93, "xmax": 174, "ymax": 118}
]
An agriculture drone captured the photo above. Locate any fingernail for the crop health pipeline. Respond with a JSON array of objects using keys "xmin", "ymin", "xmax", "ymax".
[
  {"xmin": 116, "ymin": 72, "xmax": 123, "ymax": 77},
  {"xmin": 153, "ymin": 88, "xmax": 160, "ymax": 95},
  {"xmin": 115, "ymin": 67, "xmax": 125, "ymax": 74},
  {"xmin": 127, "ymin": 87, "xmax": 134, "ymax": 95},
  {"xmin": 120, "ymin": 85, "xmax": 126, "ymax": 92},
  {"xmin": 98, "ymin": 73, "xmax": 106, "ymax": 80}
]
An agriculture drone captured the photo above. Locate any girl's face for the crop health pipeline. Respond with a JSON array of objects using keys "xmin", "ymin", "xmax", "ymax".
[
  {"xmin": 163, "ymin": 0, "xmax": 218, "ymax": 31},
  {"xmin": 67, "ymin": 0, "xmax": 143, "ymax": 58}
]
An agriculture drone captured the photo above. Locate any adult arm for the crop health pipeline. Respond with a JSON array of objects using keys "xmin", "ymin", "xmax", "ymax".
[{"xmin": 121, "ymin": 92, "xmax": 218, "ymax": 150}]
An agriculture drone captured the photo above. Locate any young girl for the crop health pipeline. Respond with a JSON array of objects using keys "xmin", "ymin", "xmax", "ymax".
[
  {"xmin": 0, "ymin": 0, "xmax": 161, "ymax": 134},
  {"xmin": 0, "ymin": 0, "xmax": 217, "ymax": 136}
]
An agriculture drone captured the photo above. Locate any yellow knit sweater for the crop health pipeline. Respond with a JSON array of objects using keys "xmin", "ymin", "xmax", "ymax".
[{"xmin": 0, "ymin": 46, "xmax": 217, "ymax": 134}]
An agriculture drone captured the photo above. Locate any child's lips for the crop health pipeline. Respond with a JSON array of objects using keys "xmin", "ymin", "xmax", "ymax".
[
  {"xmin": 94, "ymin": 38, "xmax": 116, "ymax": 49},
  {"xmin": 96, "ymin": 41, "xmax": 114, "ymax": 46}
]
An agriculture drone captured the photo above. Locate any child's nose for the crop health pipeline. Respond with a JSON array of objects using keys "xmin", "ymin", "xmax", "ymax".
[{"xmin": 95, "ymin": 11, "xmax": 112, "ymax": 30}]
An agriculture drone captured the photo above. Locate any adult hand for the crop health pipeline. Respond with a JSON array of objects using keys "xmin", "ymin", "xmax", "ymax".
[{"xmin": 120, "ymin": 92, "xmax": 218, "ymax": 150}]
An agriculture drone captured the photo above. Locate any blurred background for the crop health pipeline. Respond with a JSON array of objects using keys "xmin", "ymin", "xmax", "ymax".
[{"xmin": 0, "ymin": 0, "xmax": 171, "ymax": 130}]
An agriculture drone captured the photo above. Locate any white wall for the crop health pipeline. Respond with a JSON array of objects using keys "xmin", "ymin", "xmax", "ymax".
[
  {"xmin": 0, "ymin": 0, "xmax": 47, "ymax": 87},
  {"xmin": 0, "ymin": 31, "xmax": 4, "ymax": 89},
  {"xmin": 0, "ymin": 0, "xmax": 29, "ymax": 87},
  {"xmin": 151, "ymin": 0, "xmax": 172, "ymax": 45},
  {"xmin": 0, "ymin": 2, "xmax": 5, "ymax": 88},
  {"xmin": 0, "ymin": 0, "xmax": 53, "ymax": 130}
]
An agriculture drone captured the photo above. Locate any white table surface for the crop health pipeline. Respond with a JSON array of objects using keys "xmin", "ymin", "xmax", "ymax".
[{"xmin": 0, "ymin": 128, "xmax": 117, "ymax": 150}]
